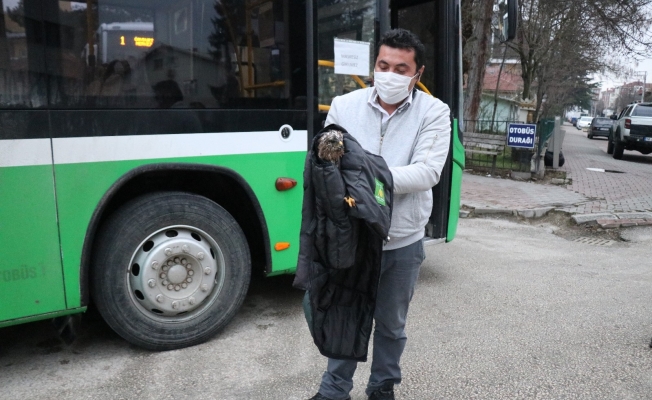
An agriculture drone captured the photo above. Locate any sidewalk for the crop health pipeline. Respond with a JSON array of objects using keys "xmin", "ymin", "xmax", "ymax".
[{"xmin": 460, "ymin": 124, "xmax": 652, "ymax": 228}]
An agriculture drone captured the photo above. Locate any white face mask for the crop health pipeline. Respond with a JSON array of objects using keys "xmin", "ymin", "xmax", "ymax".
[{"xmin": 373, "ymin": 71, "xmax": 419, "ymax": 105}]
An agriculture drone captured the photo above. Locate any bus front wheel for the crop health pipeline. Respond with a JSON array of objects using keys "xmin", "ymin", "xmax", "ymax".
[{"xmin": 91, "ymin": 191, "xmax": 251, "ymax": 350}]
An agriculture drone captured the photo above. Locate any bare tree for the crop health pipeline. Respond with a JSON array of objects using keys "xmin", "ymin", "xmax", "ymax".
[
  {"xmin": 490, "ymin": 44, "xmax": 508, "ymax": 131},
  {"xmin": 616, "ymin": 87, "xmax": 638, "ymax": 111},
  {"xmin": 508, "ymin": 0, "xmax": 652, "ymax": 121},
  {"xmin": 595, "ymin": 100, "xmax": 606, "ymax": 116},
  {"xmin": 462, "ymin": 0, "xmax": 495, "ymax": 131}
]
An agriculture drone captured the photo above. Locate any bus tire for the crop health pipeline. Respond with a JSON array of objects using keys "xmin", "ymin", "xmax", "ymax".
[{"xmin": 91, "ymin": 191, "xmax": 251, "ymax": 350}]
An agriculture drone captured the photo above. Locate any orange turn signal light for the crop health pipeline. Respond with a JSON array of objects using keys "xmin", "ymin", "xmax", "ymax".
[
  {"xmin": 275, "ymin": 177, "xmax": 297, "ymax": 191},
  {"xmin": 274, "ymin": 242, "xmax": 291, "ymax": 251}
]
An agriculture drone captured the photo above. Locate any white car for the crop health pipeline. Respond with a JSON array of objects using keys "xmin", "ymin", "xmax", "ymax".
[
  {"xmin": 576, "ymin": 116, "xmax": 593, "ymax": 130},
  {"xmin": 608, "ymin": 102, "xmax": 652, "ymax": 159}
]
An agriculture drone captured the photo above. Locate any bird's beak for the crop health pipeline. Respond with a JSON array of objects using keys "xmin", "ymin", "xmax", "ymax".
[{"xmin": 338, "ymin": 141, "xmax": 343, "ymax": 146}]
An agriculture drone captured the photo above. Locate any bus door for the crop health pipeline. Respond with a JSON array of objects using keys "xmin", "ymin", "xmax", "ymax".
[
  {"xmin": 314, "ymin": 0, "xmax": 462, "ymax": 243},
  {"xmin": 392, "ymin": 0, "xmax": 462, "ymax": 243}
]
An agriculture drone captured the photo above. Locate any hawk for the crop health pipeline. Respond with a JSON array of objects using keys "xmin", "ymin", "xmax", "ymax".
[{"xmin": 317, "ymin": 129, "xmax": 345, "ymax": 165}]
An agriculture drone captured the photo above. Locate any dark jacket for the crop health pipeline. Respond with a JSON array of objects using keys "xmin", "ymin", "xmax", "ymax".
[{"xmin": 293, "ymin": 124, "xmax": 393, "ymax": 361}]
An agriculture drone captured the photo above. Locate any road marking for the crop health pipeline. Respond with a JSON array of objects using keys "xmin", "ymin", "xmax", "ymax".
[{"xmin": 586, "ymin": 168, "xmax": 625, "ymax": 173}]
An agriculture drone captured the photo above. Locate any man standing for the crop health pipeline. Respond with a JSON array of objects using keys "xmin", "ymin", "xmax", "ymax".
[{"xmin": 308, "ymin": 29, "xmax": 451, "ymax": 400}]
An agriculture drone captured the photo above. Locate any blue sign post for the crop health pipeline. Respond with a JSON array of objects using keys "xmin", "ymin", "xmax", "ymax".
[{"xmin": 507, "ymin": 123, "xmax": 536, "ymax": 149}]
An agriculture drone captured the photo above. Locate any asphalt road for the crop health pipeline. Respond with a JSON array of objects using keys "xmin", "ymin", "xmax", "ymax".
[{"xmin": 2, "ymin": 218, "xmax": 652, "ymax": 400}]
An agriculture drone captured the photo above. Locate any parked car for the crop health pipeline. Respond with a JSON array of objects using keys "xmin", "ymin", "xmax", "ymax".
[
  {"xmin": 607, "ymin": 102, "xmax": 652, "ymax": 159},
  {"xmin": 588, "ymin": 117, "xmax": 612, "ymax": 139},
  {"xmin": 576, "ymin": 116, "xmax": 593, "ymax": 130}
]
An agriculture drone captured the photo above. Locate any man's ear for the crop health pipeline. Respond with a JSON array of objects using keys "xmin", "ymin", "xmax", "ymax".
[{"xmin": 417, "ymin": 66, "xmax": 425, "ymax": 81}]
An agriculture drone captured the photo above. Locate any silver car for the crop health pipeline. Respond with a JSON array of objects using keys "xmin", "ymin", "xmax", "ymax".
[{"xmin": 576, "ymin": 116, "xmax": 593, "ymax": 130}]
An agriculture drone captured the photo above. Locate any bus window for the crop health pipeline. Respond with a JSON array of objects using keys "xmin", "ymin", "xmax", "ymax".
[
  {"xmin": 0, "ymin": 0, "xmax": 301, "ymax": 110},
  {"xmin": 316, "ymin": 0, "xmax": 376, "ymax": 110}
]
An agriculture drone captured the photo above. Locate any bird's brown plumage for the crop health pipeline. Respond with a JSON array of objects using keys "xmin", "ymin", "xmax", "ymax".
[
  {"xmin": 317, "ymin": 129, "xmax": 356, "ymax": 207},
  {"xmin": 317, "ymin": 129, "xmax": 345, "ymax": 164}
]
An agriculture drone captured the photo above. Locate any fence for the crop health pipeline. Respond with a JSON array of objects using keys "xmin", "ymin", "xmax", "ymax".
[{"xmin": 462, "ymin": 120, "xmax": 532, "ymax": 172}]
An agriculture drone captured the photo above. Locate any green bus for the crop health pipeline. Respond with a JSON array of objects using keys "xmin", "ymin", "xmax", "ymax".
[{"xmin": 0, "ymin": 0, "xmax": 512, "ymax": 350}]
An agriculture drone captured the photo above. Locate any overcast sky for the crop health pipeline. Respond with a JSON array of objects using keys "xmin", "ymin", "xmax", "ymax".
[{"xmin": 593, "ymin": 58, "xmax": 652, "ymax": 92}]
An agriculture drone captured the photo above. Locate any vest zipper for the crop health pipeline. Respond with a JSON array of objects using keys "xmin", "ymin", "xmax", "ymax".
[
  {"xmin": 380, "ymin": 117, "xmax": 391, "ymax": 154},
  {"xmin": 379, "ymin": 115, "xmax": 384, "ymax": 153}
]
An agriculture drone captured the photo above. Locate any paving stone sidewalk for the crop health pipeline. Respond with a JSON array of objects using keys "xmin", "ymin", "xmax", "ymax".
[
  {"xmin": 460, "ymin": 123, "xmax": 652, "ymax": 228},
  {"xmin": 558, "ymin": 124, "xmax": 652, "ymax": 214},
  {"xmin": 461, "ymin": 173, "xmax": 586, "ymax": 212}
]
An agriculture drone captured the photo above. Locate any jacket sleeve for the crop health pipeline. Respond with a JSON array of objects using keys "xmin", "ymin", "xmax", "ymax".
[{"xmin": 389, "ymin": 100, "xmax": 451, "ymax": 194}]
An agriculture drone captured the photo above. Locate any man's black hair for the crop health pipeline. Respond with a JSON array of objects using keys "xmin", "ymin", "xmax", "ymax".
[{"xmin": 376, "ymin": 29, "xmax": 425, "ymax": 69}]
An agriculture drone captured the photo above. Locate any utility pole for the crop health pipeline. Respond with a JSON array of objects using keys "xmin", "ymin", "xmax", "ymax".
[
  {"xmin": 635, "ymin": 71, "xmax": 647, "ymax": 103},
  {"xmin": 642, "ymin": 71, "xmax": 647, "ymax": 103}
]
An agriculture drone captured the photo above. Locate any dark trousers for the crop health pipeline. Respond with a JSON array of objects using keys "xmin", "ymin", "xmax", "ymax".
[{"xmin": 318, "ymin": 239, "xmax": 425, "ymax": 399}]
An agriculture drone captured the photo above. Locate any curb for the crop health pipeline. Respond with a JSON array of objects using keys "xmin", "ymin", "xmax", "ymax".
[
  {"xmin": 571, "ymin": 212, "xmax": 652, "ymax": 229},
  {"xmin": 461, "ymin": 206, "xmax": 556, "ymax": 219},
  {"xmin": 460, "ymin": 206, "xmax": 652, "ymax": 229}
]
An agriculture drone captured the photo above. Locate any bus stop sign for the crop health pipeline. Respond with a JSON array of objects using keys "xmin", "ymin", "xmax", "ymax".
[{"xmin": 507, "ymin": 123, "xmax": 536, "ymax": 149}]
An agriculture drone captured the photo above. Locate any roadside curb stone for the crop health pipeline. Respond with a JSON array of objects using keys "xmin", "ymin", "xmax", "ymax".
[
  {"xmin": 517, "ymin": 207, "xmax": 555, "ymax": 218},
  {"xmin": 614, "ymin": 212, "xmax": 652, "ymax": 220},
  {"xmin": 473, "ymin": 207, "xmax": 515, "ymax": 216},
  {"xmin": 572, "ymin": 213, "xmax": 617, "ymax": 225},
  {"xmin": 462, "ymin": 206, "xmax": 556, "ymax": 219},
  {"xmin": 595, "ymin": 217, "xmax": 652, "ymax": 229},
  {"xmin": 465, "ymin": 207, "xmax": 652, "ymax": 227}
]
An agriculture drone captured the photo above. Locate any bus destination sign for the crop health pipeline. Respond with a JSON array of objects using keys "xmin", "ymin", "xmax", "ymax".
[{"xmin": 119, "ymin": 35, "xmax": 155, "ymax": 48}]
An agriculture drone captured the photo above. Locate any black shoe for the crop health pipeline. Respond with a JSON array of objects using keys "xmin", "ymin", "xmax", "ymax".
[
  {"xmin": 308, "ymin": 393, "xmax": 351, "ymax": 400},
  {"xmin": 368, "ymin": 383, "xmax": 395, "ymax": 400}
]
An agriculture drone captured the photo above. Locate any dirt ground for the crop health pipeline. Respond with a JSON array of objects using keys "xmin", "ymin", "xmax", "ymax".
[{"xmin": 467, "ymin": 210, "xmax": 627, "ymax": 246}]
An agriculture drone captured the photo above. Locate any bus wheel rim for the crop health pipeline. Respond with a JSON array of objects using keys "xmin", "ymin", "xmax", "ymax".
[{"xmin": 127, "ymin": 225, "xmax": 226, "ymax": 322}]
